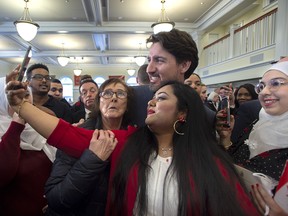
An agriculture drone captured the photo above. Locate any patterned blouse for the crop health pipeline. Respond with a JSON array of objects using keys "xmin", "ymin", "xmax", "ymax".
[{"xmin": 228, "ymin": 119, "xmax": 288, "ymax": 181}]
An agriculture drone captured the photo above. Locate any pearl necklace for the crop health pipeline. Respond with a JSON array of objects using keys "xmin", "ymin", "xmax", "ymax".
[{"xmin": 161, "ymin": 147, "xmax": 173, "ymax": 156}]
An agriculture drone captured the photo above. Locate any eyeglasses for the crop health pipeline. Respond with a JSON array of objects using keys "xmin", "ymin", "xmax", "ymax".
[
  {"xmin": 31, "ymin": 74, "xmax": 52, "ymax": 81},
  {"xmin": 255, "ymin": 78, "xmax": 288, "ymax": 94},
  {"xmin": 50, "ymin": 87, "xmax": 63, "ymax": 93},
  {"xmin": 99, "ymin": 89, "xmax": 127, "ymax": 99}
]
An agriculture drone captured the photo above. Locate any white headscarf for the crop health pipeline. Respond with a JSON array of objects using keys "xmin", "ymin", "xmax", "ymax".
[
  {"xmin": 245, "ymin": 60, "xmax": 288, "ymax": 159},
  {"xmin": 246, "ymin": 108, "xmax": 288, "ymax": 159}
]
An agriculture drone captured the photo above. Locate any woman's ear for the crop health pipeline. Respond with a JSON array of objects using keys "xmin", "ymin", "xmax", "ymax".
[{"xmin": 177, "ymin": 111, "xmax": 187, "ymax": 121}]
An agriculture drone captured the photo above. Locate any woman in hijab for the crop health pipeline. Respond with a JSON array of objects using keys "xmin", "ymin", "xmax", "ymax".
[{"xmin": 220, "ymin": 58, "xmax": 288, "ymax": 216}]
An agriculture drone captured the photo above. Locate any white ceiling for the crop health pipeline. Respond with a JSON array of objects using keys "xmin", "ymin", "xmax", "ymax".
[{"xmin": 0, "ymin": 0, "xmax": 257, "ymax": 70}]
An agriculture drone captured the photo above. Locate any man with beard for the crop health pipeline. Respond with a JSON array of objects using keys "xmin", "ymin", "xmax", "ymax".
[{"xmin": 26, "ymin": 63, "xmax": 73, "ymax": 123}]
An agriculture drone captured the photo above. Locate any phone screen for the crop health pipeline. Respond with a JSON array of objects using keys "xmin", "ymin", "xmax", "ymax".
[
  {"xmin": 17, "ymin": 46, "xmax": 32, "ymax": 82},
  {"xmin": 219, "ymin": 96, "xmax": 230, "ymax": 128}
]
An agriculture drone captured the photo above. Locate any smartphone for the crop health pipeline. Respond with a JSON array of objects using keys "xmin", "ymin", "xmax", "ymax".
[
  {"xmin": 219, "ymin": 96, "xmax": 230, "ymax": 128},
  {"xmin": 17, "ymin": 46, "xmax": 32, "ymax": 82}
]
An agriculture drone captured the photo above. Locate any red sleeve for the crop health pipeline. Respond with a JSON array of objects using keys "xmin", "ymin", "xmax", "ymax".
[
  {"xmin": 47, "ymin": 119, "xmax": 94, "ymax": 157},
  {"xmin": 0, "ymin": 121, "xmax": 24, "ymax": 187},
  {"xmin": 47, "ymin": 119, "xmax": 137, "ymax": 159}
]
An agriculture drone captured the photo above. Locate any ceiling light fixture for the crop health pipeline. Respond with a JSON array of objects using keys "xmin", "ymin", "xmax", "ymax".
[
  {"xmin": 57, "ymin": 43, "xmax": 70, "ymax": 67},
  {"xmin": 127, "ymin": 69, "xmax": 136, "ymax": 76},
  {"xmin": 151, "ymin": 0, "xmax": 175, "ymax": 34},
  {"xmin": 73, "ymin": 57, "xmax": 83, "ymax": 76},
  {"xmin": 73, "ymin": 69, "xmax": 82, "ymax": 76},
  {"xmin": 134, "ymin": 43, "xmax": 146, "ymax": 67},
  {"xmin": 14, "ymin": 0, "xmax": 40, "ymax": 41}
]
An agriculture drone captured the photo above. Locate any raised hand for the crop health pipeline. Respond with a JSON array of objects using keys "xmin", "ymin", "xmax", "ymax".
[
  {"xmin": 72, "ymin": 118, "xmax": 85, "ymax": 127},
  {"xmin": 5, "ymin": 81, "xmax": 28, "ymax": 107},
  {"xmin": 216, "ymin": 109, "xmax": 234, "ymax": 149},
  {"xmin": 89, "ymin": 129, "xmax": 118, "ymax": 161},
  {"xmin": 5, "ymin": 65, "xmax": 20, "ymax": 84}
]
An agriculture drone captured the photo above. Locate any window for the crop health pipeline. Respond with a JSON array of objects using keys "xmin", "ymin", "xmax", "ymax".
[
  {"xmin": 126, "ymin": 77, "xmax": 137, "ymax": 86},
  {"xmin": 60, "ymin": 77, "xmax": 73, "ymax": 103},
  {"xmin": 263, "ymin": 0, "xmax": 277, "ymax": 9}
]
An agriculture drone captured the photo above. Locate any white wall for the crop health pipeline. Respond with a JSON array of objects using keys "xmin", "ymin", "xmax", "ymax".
[{"xmin": 198, "ymin": 45, "xmax": 275, "ymax": 85}]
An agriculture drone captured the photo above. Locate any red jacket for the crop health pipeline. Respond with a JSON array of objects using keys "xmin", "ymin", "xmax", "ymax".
[{"xmin": 0, "ymin": 122, "xmax": 52, "ymax": 216}]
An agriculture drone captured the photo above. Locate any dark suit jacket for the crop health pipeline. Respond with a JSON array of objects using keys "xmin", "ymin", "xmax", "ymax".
[
  {"xmin": 130, "ymin": 85, "xmax": 154, "ymax": 127},
  {"xmin": 204, "ymin": 106, "xmax": 216, "ymax": 134},
  {"xmin": 231, "ymin": 99, "xmax": 262, "ymax": 143},
  {"xmin": 71, "ymin": 100, "xmax": 86, "ymax": 123}
]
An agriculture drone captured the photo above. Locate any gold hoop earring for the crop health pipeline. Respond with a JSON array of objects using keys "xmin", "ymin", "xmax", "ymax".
[{"xmin": 173, "ymin": 119, "xmax": 186, "ymax": 136}]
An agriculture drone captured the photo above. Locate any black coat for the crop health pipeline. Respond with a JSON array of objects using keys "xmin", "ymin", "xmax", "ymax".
[
  {"xmin": 231, "ymin": 99, "xmax": 262, "ymax": 143},
  {"xmin": 45, "ymin": 119, "xmax": 109, "ymax": 216},
  {"xmin": 44, "ymin": 96, "xmax": 73, "ymax": 123}
]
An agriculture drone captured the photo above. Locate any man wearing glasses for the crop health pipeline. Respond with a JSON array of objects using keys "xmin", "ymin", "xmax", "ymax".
[{"xmin": 26, "ymin": 63, "xmax": 73, "ymax": 123}]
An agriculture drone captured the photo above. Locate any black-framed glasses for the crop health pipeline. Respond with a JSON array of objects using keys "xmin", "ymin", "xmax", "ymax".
[
  {"xmin": 99, "ymin": 89, "xmax": 127, "ymax": 99},
  {"xmin": 255, "ymin": 78, "xmax": 288, "ymax": 94},
  {"xmin": 31, "ymin": 74, "xmax": 52, "ymax": 81}
]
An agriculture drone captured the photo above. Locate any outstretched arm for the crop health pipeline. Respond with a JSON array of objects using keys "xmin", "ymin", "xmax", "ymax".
[{"xmin": 6, "ymin": 80, "xmax": 59, "ymax": 139}]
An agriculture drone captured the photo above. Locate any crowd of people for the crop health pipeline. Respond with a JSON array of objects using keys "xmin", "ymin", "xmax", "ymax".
[{"xmin": 1, "ymin": 28, "xmax": 288, "ymax": 216}]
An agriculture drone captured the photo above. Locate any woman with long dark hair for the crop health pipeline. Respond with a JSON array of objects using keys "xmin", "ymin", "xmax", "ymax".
[{"xmin": 108, "ymin": 81, "xmax": 257, "ymax": 216}]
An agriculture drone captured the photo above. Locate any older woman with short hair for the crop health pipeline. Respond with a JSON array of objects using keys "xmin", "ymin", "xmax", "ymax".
[{"xmin": 45, "ymin": 78, "xmax": 134, "ymax": 216}]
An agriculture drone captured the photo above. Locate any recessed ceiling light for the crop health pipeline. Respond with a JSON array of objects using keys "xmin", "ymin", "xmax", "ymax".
[
  {"xmin": 58, "ymin": 31, "xmax": 68, "ymax": 33},
  {"xmin": 184, "ymin": 18, "xmax": 189, "ymax": 21}
]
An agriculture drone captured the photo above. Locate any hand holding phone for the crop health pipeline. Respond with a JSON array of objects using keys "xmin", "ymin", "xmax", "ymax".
[
  {"xmin": 12, "ymin": 46, "xmax": 32, "ymax": 90},
  {"xmin": 219, "ymin": 96, "xmax": 230, "ymax": 128},
  {"xmin": 17, "ymin": 46, "xmax": 32, "ymax": 82}
]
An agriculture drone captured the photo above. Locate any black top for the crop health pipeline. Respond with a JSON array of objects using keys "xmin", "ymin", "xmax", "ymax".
[
  {"xmin": 231, "ymin": 100, "xmax": 262, "ymax": 143},
  {"xmin": 60, "ymin": 98, "xmax": 72, "ymax": 108},
  {"xmin": 44, "ymin": 118, "xmax": 109, "ymax": 216},
  {"xmin": 130, "ymin": 85, "xmax": 154, "ymax": 127},
  {"xmin": 71, "ymin": 100, "xmax": 86, "ymax": 123},
  {"xmin": 43, "ymin": 95, "xmax": 73, "ymax": 123}
]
